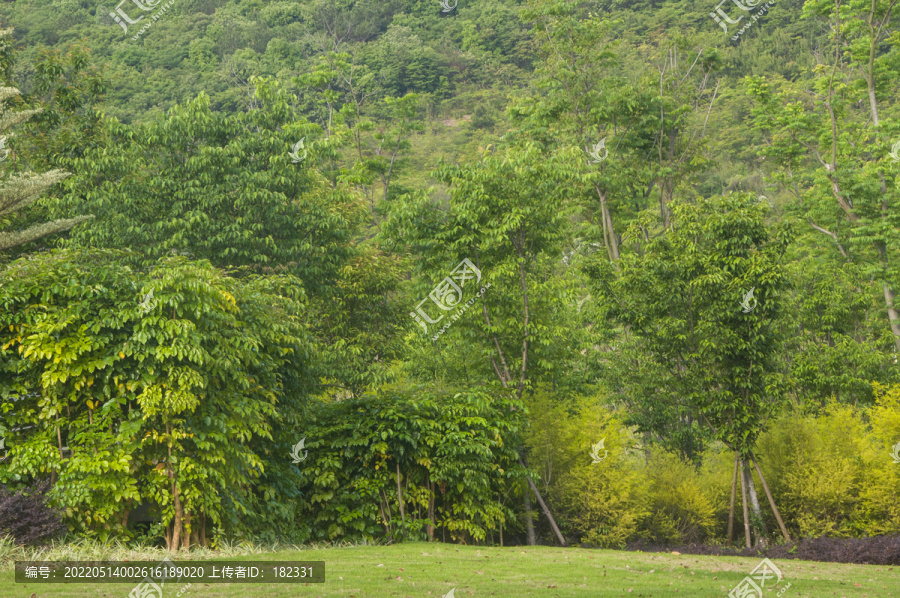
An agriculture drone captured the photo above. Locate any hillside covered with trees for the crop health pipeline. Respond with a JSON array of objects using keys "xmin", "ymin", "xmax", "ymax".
[{"xmin": 0, "ymin": 0, "xmax": 898, "ymax": 554}]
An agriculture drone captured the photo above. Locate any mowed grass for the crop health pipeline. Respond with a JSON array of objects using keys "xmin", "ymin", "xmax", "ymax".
[{"xmin": 2, "ymin": 542, "xmax": 898, "ymax": 597}]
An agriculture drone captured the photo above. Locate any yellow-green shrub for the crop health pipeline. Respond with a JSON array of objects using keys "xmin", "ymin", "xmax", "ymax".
[
  {"xmin": 642, "ymin": 448, "xmax": 718, "ymax": 544},
  {"xmin": 526, "ymin": 385, "xmax": 900, "ymax": 546},
  {"xmin": 695, "ymin": 444, "xmax": 738, "ymax": 539},
  {"xmin": 756, "ymin": 401, "xmax": 875, "ymax": 538},
  {"xmin": 857, "ymin": 384, "xmax": 900, "ymax": 535},
  {"xmin": 524, "ymin": 388, "xmax": 647, "ymax": 548}
]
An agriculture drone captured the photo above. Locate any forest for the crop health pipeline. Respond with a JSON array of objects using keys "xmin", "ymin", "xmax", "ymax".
[{"xmin": 0, "ymin": 0, "xmax": 898, "ymax": 567}]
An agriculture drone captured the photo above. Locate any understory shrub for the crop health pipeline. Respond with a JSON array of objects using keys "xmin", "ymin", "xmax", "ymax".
[
  {"xmin": 295, "ymin": 384, "xmax": 526, "ymax": 544},
  {"xmin": 0, "ymin": 480, "xmax": 66, "ymax": 545},
  {"xmin": 754, "ymin": 388, "xmax": 900, "ymax": 539},
  {"xmin": 525, "ymin": 384, "xmax": 900, "ymax": 547},
  {"xmin": 525, "ymin": 388, "xmax": 646, "ymax": 548},
  {"xmin": 858, "ymin": 383, "xmax": 900, "ymax": 535},
  {"xmin": 642, "ymin": 449, "xmax": 718, "ymax": 544}
]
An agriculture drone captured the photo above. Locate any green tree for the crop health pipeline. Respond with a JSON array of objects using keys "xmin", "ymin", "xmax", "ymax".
[
  {"xmin": 297, "ymin": 385, "xmax": 525, "ymax": 544},
  {"xmin": 385, "ymin": 142, "xmax": 578, "ymax": 545},
  {"xmin": 55, "ymin": 90, "xmax": 352, "ymax": 294},
  {"xmin": 747, "ymin": 0, "xmax": 900, "ymax": 350},
  {"xmin": 0, "ymin": 85, "xmax": 90, "ymax": 254},
  {"xmin": 594, "ymin": 194, "xmax": 793, "ymax": 547},
  {"xmin": 0, "ymin": 250, "xmax": 312, "ymax": 548}
]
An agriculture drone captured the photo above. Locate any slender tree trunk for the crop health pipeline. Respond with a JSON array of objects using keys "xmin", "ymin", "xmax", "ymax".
[
  {"xmin": 523, "ymin": 488, "xmax": 536, "ymax": 546},
  {"xmin": 518, "ymin": 452, "xmax": 566, "ymax": 546},
  {"xmin": 738, "ymin": 457, "xmax": 751, "ymax": 549},
  {"xmin": 752, "ymin": 456, "xmax": 791, "ymax": 543},
  {"xmin": 167, "ymin": 422, "xmax": 182, "ymax": 551},
  {"xmin": 378, "ymin": 502, "xmax": 390, "ymax": 536},
  {"xmin": 660, "ymin": 182, "xmax": 672, "ymax": 230},
  {"xmin": 182, "ymin": 509, "xmax": 192, "ymax": 551},
  {"xmin": 172, "ymin": 483, "xmax": 183, "ymax": 551},
  {"xmin": 380, "ymin": 488, "xmax": 394, "ymax": 541},
  {"xmin": 199, "ymin": 513, "xmax": 208, "ymax": 548},
  {"xmin": 742, "ymin": 459, "xmax": 767, "ymax": 547},
  {"xmin": 426, "ymin": 475, "xmax": 435, "ymax": 542},
  {"xmin": 597, "ymin": 187, "xmax": 620, "ymax": 262},
  {"xmin": 499, "ymin": 493, "xmax": 504, "ymax": 547},
  {"xmin": 882, "ymin": 284, "xmax": 900, "ymax": 352},
  {"xmin": 727, "ymin": 455, "xmax": 739, "ymax": 546},
  {"xmin": 524, "ymin": 474, "xmax": 567, "ymax": 546},
  {"xmin": 56, "ymin": 413, "xmax": 63, "ymax": 459},
  {"xmin": 396, "ymin": 462, "xmax": 406, "ymax": 526}
]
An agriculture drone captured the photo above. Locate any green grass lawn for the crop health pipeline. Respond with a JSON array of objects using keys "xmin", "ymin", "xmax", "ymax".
[{"xmin": 3, "ymin": 542, "xmax": 897, "ymax": 597}]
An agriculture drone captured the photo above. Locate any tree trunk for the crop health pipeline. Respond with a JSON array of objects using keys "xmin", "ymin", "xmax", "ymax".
[
  {"xmin": 166, "ymin": 421, "xmax": 182, "ymax": 552},
  {"xmin": 426, "ymin": 475, "xmax": 435, "ymax": 541},
  {"xmin": 199, "ymin": 513, "xmax": 208, "ymax": 548},
  {"xmin": 524, "ymin": 474, "xmax": 567, "ymax": 546},
  {"xmin": 727, "ymin": 455, "xmax": 738, "ymax": 546},
  {"xmin": 660, "ymin": 181, "xmax": 672, "ymax": 230},
  {"xmin": 518, "ymin": 452, "xmax": 566, "ymax": 546},
  {"xmin": 597, "ymin": 187, "xmax": 620, "ymax": 262},
  {"xmin": 742, "ymin": 459, "xmax": 767, "ymax": 547},
  {"xmin": 523, "ymin": 487, "xmax": 536, "ymax": 546},
  {"xmin": 395, "ymin": 462, "xmax": 406, "ymax": 526},
  {"xmin": 378, "ymin": 501, "xmax": 390, "ymax": 537},
  {"xmin": 738, "ymin": 457, "xmax": 751, "ymax": 549},
  {"xmin": 172, "ymin": 482, "xmax": 183, "ymax": 552},
  {"xmin": 752, "ymin": 456, "xmax": 791, "ymax": 543},
  {"xmin": 499, "ymin": 493, "xmax": 504, "ymax": 547},
  {"xmin": 882, "ymin": 283, "xmax": 900, "ymax": 352},
  {"xmin": 182, "ymin": 510, "xmax": 192, "ymax": 551},
  {"xmin": 380, "ymin": 488, "xmax": 394, "ymax": 541}
]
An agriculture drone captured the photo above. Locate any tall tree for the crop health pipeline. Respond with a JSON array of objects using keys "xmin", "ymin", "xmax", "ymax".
[
  {"xmin": 384, "ymin": 142, "xmax": 578, "ymax": 545},
  {"xmin": 594, "ymin": 194, "xmax": 793, "ymax": 546},
  {"xmin": 0, "ymin": 86, "xmax": 90, "ymax": 253},
  {"xmin": 0, "ymin": 250, "xmax": 312, "ymax": 548},
  {"xmin": 747, "ymin": 0, "xmax": 900, "ymax": 350}
]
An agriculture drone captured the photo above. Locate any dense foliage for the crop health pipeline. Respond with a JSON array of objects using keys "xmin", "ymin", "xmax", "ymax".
[{"xmin": 0, "ymin": 0, "xmax": 898, "ymax": 551}]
